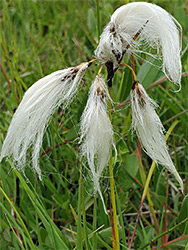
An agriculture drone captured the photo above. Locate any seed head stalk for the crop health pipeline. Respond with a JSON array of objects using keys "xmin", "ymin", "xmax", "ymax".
[
  {"xmin": 108, "ymin": 86, "xmax": 120, "ymax": 250},
  {"xmin": 108, "ymin": 63, "xmax": 137, "ymax": 250},
  {"xmin": 93, "ymin": 196, "xmax": 97, "ymax": 250}
]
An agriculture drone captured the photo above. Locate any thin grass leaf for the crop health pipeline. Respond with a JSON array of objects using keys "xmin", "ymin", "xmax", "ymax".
[
  {"xmin": 13, "ymin": 169, "xmax": 70, "ymax": 250},
  {"xmin": 157, "ymin": 208, "xmax": 165, "ymax": 250},
  {"xmin": 139, "ymin": 220, "xmax": 151, "ymax": 250},
  {"xmin": 0, "ymin": 187, "xmax": 36, "ymax": 249},
  {"xmin": 115, "ymin": 185, "xmax": 127, "ymax": 249},
  {"xmin": 77, "ymin": 167, "xmax": 83, "ymax": 250}
]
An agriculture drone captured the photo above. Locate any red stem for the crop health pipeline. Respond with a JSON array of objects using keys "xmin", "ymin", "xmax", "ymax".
[
  {"xmin": 128, "ymin": 198, "xmax": 145, "ymax": 249},
  {"xmin": 107, "ymin": 188, "xmax": 116, "ymax": 248}
]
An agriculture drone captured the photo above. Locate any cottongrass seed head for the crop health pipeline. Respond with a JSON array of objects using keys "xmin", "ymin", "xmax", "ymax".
[
  {"xmin": 131, "ymin": 82, "xmax": 183, "ymax": 192},
  {"xmin": 0, "ymin": 2, "xmax": 183, "ymax": 206},
  {"xmin": 80, "ymin": 75, "xmax": 116, "ymax": 213},
  {"xmin": 0, "ymin": 62, "xmax": 90, "ymax": 178},
  {"xmin": 95, "ymin": 2, "xmax": 182, "ymax": 86}
]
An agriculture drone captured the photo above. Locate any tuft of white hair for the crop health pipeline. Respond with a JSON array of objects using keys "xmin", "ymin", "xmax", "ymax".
[
  {"xmin": 131, "ymin": 82, "xmax": 183, "ymax": 192},
  {"xmin": 80, "ymin": 75, "xmax": 115, "ymax": 213},
  {"xmin": 95, "ymin": 2, "xmax": 182, "ymax": 85},
  {"xmin": 0, "ymin": 62, "xmax": 90, "ymax": 178}
]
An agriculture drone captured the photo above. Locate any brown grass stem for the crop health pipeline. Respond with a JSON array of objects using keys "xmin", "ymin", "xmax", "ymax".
[{"xmin": 0, "ymin": 62, "xmax": 12, "ymax": 89}]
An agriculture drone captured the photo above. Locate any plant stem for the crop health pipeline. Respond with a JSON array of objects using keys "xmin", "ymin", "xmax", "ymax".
[
  {"xmin": 162, "ymin": 171, "xmax": 168, "ymax": 244},
  {"xmin": 137, "ymin": 140, "xmax": 159, "ymax": 234},
  {"xmin": 107, "ymin": 180, "xmax": 116, "ymax": 248},
  {"xmin": 93, "ymin": 196, "xmax": 97, "ymax": 250},
  {"xmin": 108, "ymin": 86, "xmax": 120, "ymax": 250},
  {"xmin": 129, "ymin": 120, "xmax": 180, "ymax": 248},
  {"xmin": 77, "ymin": 167, "xmax": 83, "ymax": 250},
  {"xmin": 82, "ymin": 173, "xmax": 90, "ymax": 250},
  {"xmin": 96, "ymin": 0, "xmax": 101, "ymax": 42},
  {"xmin": 0, "ymin": 187, "xmax": 36, "ymax": 249},
  {"xmin": 157, "ymin": 208, "xmax": 165, "ymax": 250},
  {"xmin": 115, "ymin": 185, "xmax": 128, "ymax": 248},
  {"xmin": 137, "ymin": 218, "xmax": 188, "ymax": 250},
  {"xmin": 139, "ymin": 157, "xmax": 159, "ymax": 232},
  {"xmin": 129, "ymin": 161, "xmax": 156, "ymax": 249}
]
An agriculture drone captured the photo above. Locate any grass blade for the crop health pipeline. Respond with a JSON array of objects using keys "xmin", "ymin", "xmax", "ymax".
[{"xmin": 77, "ymin": 166, "xmax": 83, "ymax": 250}]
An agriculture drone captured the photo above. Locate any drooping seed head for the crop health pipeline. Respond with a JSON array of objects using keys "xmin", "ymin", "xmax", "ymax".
[{"xmin": 95, "ymin": 2, "xmax": 182, "ymax": 86}]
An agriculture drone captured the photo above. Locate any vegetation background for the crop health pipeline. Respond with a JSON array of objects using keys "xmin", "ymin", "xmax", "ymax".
[{"xmin": 0, "ymin": 0, "xmax": 188, "ymax": 249}]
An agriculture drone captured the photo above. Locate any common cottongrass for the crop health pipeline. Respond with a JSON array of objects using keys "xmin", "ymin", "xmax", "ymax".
[
  {"xmin": 80, "ymin": 75, "xmax": 115, "ymax": 213},
  {"xmin": 131, "ymin": 82, "xmax": 183, "ymax": 192},
  {"xmin": 0, "ymin": 2, "xmax": 183, "ymax": 208},
  {"xmin": 95, "ymin": 2, "xmax": 182, "ymax": 86},
  {"xmin": 0, "ymin": 62, "xmax": 90, "ymax": 178}
]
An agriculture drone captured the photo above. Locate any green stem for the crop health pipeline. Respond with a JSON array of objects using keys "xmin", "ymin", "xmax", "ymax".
[
  {"xmin": 115, "ymin": 185, "xmax": 127, "ymax": 248},
  {"xmin": 129, "ymin": 120, "xmax": 180, "ymax": 248},
  {"xmin": 138, "ymin": 154, "xmax": 159, "ymax": 233},
  {"xmin": 76, "ymin": 167, "xmax": 83, "ymax": 250},
  {"xmin": 0, "ymin": 187, "xmax": 36, "ymax": 249},
  {"xmin": 96, "ymin": 0, "xmax": 101, "ymax": 42},
  {"xmin": 141, "ymin": 161, "xmax": 156, "ymax": 202},
  {"xmin": 137, "ymin": 218, "xmax": 188, "ymax": 250},
  {"xmin": 93, "ymin": 196, "xmax": 97, "ymax": 250},
  {"xmin": 34, "ymin": 174, "xmax": 43, "ymax": 249},
  {"xmin": 129, "ymin": 162, "xmax": 156, "ymax": 248},
  {"xmin": 157, "ymin": 208, "xmax": 165, "ymax": 250},
  {"xmin": 108, "ymin": 87, "xmax": 120, "ymax": 250},
  {"xmin": 143, "ymin": 121, "xmax": 180, "ymax": 204},
  {"xmin": 4, "ymin": 215, "xmax": 26, "ymax": 250}
]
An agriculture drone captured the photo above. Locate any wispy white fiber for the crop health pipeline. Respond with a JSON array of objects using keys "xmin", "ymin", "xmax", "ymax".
[
  {"xmin": 80, "ymin": 75, "xmax": 115, "ymax": 213},
  {"xmin": 95, "ymin": 2, "xmax": 182, "ymax": 85},
  {"xmin": 131, "ymin": 82, "xmax": 183, "ymax": 192},
  {"xmin": 0, "ymin": 62, "xmax": 90, "ymax": 178}
]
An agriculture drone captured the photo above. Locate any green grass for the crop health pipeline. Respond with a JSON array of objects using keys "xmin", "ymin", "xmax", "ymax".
[{"xmin": 0, "ymin": 0, "xmax": 188, "ymax": 249}]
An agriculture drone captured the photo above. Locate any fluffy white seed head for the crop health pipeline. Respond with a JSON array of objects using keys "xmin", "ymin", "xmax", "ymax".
[
  {"xmin": 95, "ymin": 2, "xmax": 182, "ymax": 85},
  {"xmin": 0, "ymin": 62, "xmax": 89, "ymax": 178},
  {"xmin": 80, "ymin": 75, "xmax": 115, "ymax": 213},
  {"xmin": 131, "ymin": 82, "xmax": 183, "ymax": 192}
]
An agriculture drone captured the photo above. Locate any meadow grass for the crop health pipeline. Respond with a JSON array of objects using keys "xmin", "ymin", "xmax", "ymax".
[{"xmin": 0, "ymin": 0, "xmax": 188, "ymax": 249}]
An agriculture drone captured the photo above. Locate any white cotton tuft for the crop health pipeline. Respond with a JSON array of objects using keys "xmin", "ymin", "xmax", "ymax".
[
  {"xmin": 131, "ymin": 82, "xmax": 183, "ymax": 192},
  {"xmin": 0, "ymin": 62, "xmax": 90, "ymax": 178},
  {"xmin": 95, "ymin": 2, "xmax": 182, "ymax": 85},
  {"xmin": 80, "ymin": 75, "xmax": 115, "ymax": 213}
]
